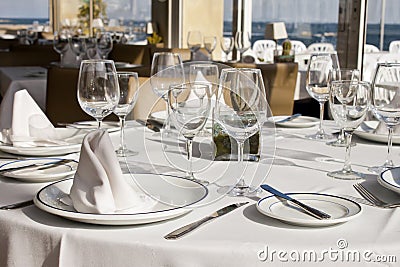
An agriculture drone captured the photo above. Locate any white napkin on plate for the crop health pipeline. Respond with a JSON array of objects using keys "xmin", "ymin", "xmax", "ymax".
[
  {"xmin": 69, "ymin": 130, "xmax": 142, "ymax": 214},
  {"xmin": 0, "ymin": 89, "xmax": 69, "ymax": 147}
]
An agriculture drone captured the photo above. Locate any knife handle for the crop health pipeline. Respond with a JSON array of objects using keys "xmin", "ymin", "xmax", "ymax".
[
  {"xmin": 164, "ymin": 216, "xmax": 215, "ymax": 240},
  {"xmin": 290, "ymin": 199, "xmax": 331, "ymax": 219}
]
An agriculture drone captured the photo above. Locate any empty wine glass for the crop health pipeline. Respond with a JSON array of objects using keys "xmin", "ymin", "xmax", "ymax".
[
  {"xmin": 234, "ymin": 31, "xmax": 251, "ymax": 62},
  {"xmin": 305, "ymin": 52, "xmax": 340, "ymax": 140},
  {"xmin": 189, "ymin": 63, "xmax": 219, "ymax": 137},
  {"xmin": 69, "ymin": 35, "xmax": 86, "ymax": 65},
  {"xmin": 112, "ymin": 72, "xmax": 139, "ymax": 157},
  {"xmin": 84, "ymin": 37, "xmax": 98, "ymax": 59},
  {"xmin": 168, "ymin": 82, "xmax": 211, "ymax": 183},
  {"xmin": 53, "ymin": 30, "xmax": 70, "ymax": 65},
  {"xmin": 326, "ymin": 68, "xmax": 361, "ymax": 147},
  {"xmin": 369, "ymin": 63, "xmax": 400, "ymax": 174},
  {"xmin": 215, "ymin": 68, "xmax": 268, "ymax": 196},
  {"xmin": 150, "ymin": 52, "xmax": 185, "ymax": 132},
  {"xmin": 328, "ymin": 80, "xmax": 370, "ymax": 180},
  {"xmin": 187, "ymin": 31, "xmax": 202, "ymax": 60},
  {"xmin": 220, "ymin": 36, "xmax": 234, "ymax": 62},
  {"xmin": 77, "ymin": 59, "xmax": 120, "ymax": 129},
  {"xmin": 96, "ymin": 32, "xmax": 113, "ymax": 59},
  {"xmin": 203, "ymin": 36, "xmax": 217, "ymax": 60},
  {"xmin": 26, "ymin": 27, "xmax": 38, "ymax": 44}
]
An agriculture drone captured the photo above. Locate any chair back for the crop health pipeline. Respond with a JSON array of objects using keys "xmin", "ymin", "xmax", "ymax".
[
  {"xmin": 365, "ymin": 44, "xmax": 379, "ymax": 53},
  {"xmin": 389, "ymin": 41, "xmax": 400, "ymax": 53},
  {"xmin": 252, "ymin": 40, "xmax": 276, "ymax": 62},
  {"xmin": 307, "ymin": 43, "xmax": 335, "ymax": 53},
  {"xmin": 290, "ymin": 40, "xmax": 307, "ymax": 54}
]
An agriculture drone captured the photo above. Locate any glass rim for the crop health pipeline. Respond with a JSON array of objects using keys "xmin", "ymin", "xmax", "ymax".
[
  {"xmin": 221, "ymin": 67, "xmax": 261, "ymax": 73},
  {"xmin": 80, "ymin": 59, "xmax": 115, "ymax": 64},
  {"xmin": 152, "ymin": 52, "xmax": 182, "ymax": 57},
  {"xmin": 331, "ymin": 80, "xmax": 370, "ymax": 86}
]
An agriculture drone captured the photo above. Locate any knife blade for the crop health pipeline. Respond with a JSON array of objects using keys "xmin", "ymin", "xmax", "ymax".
[
  {"xmin": 260, "ymin": 184, "xmax": 331, "ymax": 220},
  {"xmin": 275, "ymin": 113, "xmax": 302, "ymax": 123},
  {"xmin": 0, "ymin": 159, "xmax": 75, "ymax": 174},
  {"xmin": 164, "ymin": 202, "xmax": 249, "ymax": 240}
]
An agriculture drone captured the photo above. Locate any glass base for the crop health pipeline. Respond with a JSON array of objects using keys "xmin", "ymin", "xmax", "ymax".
[
  {"xmin": 116, "ymin": 148, "xmax": 138, "ymax": 157},
  {"xmin": 217, "ymin": 185, "xmax": 261, "ymax": 197},
  {"xmin": 368, "ymin": 164, "xmax": 393, "ymax": 175},
  {"xmin": 306, "ymin": 132, "xmax": 335, "ymax": 141},
  {"xmin": 184, "ymin": 175, "xmax": 209, "ymax": 186},
  {"xmin": 326, "ymin": 139, "xmax": 356, "ymax": 147},
  {"xmin": 327, "ymin": 169, "xmax": 364, "ymax": 180}
]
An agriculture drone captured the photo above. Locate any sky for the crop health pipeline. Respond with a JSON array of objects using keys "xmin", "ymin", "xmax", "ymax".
[{"xmin": 0, "ymin": 0, "xmax": 398, "ymax": 24}]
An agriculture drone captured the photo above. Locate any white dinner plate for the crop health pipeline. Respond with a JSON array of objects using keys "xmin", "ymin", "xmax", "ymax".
[
  {"xmin": 0, "ymin": 158, "xmax": 77, "ymax": 182},
  {"xmin": 354, "ymin": 121, "xmax": 400, "ymax": 144},
  {"xmin": 68, "ymin": 121, "xmax": 120, "ymax": 132},
  {"xmin": 34, "ymin": 174, "xmax": 208, "ymax": 225},
  {"xmin": 268, "ymin": 116, "xmax": 319, "ymax": 128},
  {"xmin": 378, "ymin": 167, "xmax": 400, "ymax": 194},
  {"xmin": 257, "ymin": 193, "xmax": 362, "ymax": 227},
  {"xmin": 150, "ymin": 110, "xmax": 213, "ymax": 129},
  {"xmin": 0, "ymin": 128, "xmax": 85, "ymax": 156}
]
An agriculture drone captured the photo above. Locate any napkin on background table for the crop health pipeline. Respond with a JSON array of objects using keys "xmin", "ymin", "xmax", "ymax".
[
  {"xmin": 69, "ymin": 130, "xmax": 143, "ymax": 214},
  {"xmin": 0, "ymin": 89, "xmax": 69, "ymax": 147}
]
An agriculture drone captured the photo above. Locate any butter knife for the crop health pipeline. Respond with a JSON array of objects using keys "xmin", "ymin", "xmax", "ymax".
[
  {"xmin": 0, "ymin": 159, "xmax": 75, "ymax": 174},
  {"xmin": 164, "ymin": 202, "xmax": 249, "ymax": 240},
  {"xmin": 260, "ymin": 184, "xmax": 331, "ymax": 220},
  {"xmin": 275, "ymin": 113, "xmax": 301, "ymax": 123}
]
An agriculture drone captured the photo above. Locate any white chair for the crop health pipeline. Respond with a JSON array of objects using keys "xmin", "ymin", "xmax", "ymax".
[
  {"xmin": 364, "ymin": 44, "xmax": 379, "ymax": 53},
  {"xmin": 290, "ymin": 40, "xmax": 307, "ymax": 54},
  {"xmin": 389, "ymin": 41, "xmax": 400, "ymax": 53},
  {"xmin": 252, "ymin": 39, "xmax": 276, "ymax": 62},
  {"xmin": 307, "ymin": 42, "xmax": 335, "ymax": 53}
]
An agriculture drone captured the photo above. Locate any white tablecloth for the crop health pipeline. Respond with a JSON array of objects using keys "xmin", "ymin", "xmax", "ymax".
[
  {"xmin": 0, "ymin": 66, "xmax": 47, "ymax": 111},
  {"xmin": 0, "ymin": 121, "xmax": 399, "ymax": 266}
]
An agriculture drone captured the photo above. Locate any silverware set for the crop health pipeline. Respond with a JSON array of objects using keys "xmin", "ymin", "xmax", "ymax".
[{"xmin": 353, "ymin": 183, "xmax": 400, "ymax": 208}]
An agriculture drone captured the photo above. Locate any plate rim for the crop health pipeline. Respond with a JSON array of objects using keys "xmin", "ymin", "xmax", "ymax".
[
  {"xmin": 269, "ymin": 116, "xmax": 320, "ymax": 128},
  {"xmin": 34, "ymin": 175, "xmax": 208, "ymax": 224},
  {"xmin": 256, "ymin": 192, "xmax": 362, "ymax": 226},
  {"xmin": 378, "ymin": 168, "xmax": 400, "ymax": 193}
]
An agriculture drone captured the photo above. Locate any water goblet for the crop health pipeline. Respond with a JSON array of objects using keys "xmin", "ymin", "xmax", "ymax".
[
  {"xmin": 96, "ymin": 32, "xmax": 113, "ymax": 59},
  {"xmin": 305, "ymin": 52, "xmax": 340, "ymax": 140},
  {"xmin": 53, "ymin": 30, "xmax": 70, "ymax": 65},
  {"xmin": 327, "ymin": 80, "xmax": 370, "ymax": 180},
  {"xmin": 112, "ymin": 72, "xmax": 140, "ymax": 157},
  {"xmin": 187, "ymin": 31, "xmax": 202, "ymax": 60},
  {"xmin": 215, "ymin": 68, "xmax": 268, "ymax": 196},
  {"xmin": 69, "ymin": 35, "xmax": 86, "ymax": 65},
  {"xmin": 77, "ymin": 59, "xmax": 120, "ymax": 129},
  {"xmin": 368, "ymin": 63, "xmax": 400, "ymax": 174},
  {"xmin": 150, "ymin": 52, "xmax": 185, "ymax": 132},
  {"xmin": 84, "ymin": 37, "xmax": 98, "ymax": 59},
  {"xmin": 220, "ymin": 36, "xmax": 234, "ymax": 62},
  {"xmin": 234, "ymin": 31, "xmax": 251, "ymax": 62},
  {"xmin": 326, "ymin": 68, "xmax": 361, "ymax": 147},
  {"xmin": 168, "ymin": 82, "xmax": 211, "ymax": 183},
  {"xmin": 189, "ymin": 63, "xmax": 219, "ymax": 137},
  {"xmin": 203, "ymin": 36, "xmax": 217, "ymax": 60}
]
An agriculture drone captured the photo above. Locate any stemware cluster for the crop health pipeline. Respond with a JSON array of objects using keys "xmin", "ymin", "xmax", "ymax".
[
  {"xmin": 187, "ymin": 31, "xmax": 217, "ymax": 60},
  {"xmin": 220, "ymin": 31, "xmax": 251, "ymax": 62}
]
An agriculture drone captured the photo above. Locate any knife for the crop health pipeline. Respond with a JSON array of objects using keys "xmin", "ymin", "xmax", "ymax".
[
  {"xmin": 260, "ymin": 184, "xmax": 331, "ymax": 220},
  {"xmin": 0, "ymin": 159, "xmax": 75, "ymax": 174},
  {"xmin": 164, "ymin": 202, "xmax": 249, "ymax": 240},
  {"xmin": 275, "ymin": 113, "xmax": 302, "ymax": 123}
]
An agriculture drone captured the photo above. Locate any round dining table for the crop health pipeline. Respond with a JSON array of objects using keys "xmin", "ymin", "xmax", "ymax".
[{"xmin": 0, "ymin": 119, "xmax": 399, "ymax": 267}]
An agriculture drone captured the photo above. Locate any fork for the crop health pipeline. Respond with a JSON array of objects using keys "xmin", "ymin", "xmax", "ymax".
[{"xmin": 353, "ymin": 183, "xmax": 400, "ymax": 208}]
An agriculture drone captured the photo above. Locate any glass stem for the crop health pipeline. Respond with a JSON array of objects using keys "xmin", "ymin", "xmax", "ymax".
[
  {"xmin": 186, "ymin": 137, "xmax": 194, "ymax": 178},
  {"xmin": 317, "ymin": 102, "xmax": 325, "ymax": 135},
  {"xmin": 118, "ymin": 116, "xmax": 126, "ymax": 151},
  {"xmin": 165, "ymin": 98, "xmax": 171, "ymax": 131},
  {"xmin": 235, "ymin": 140, "xmax": 247, "ymax": 189},
  {"xmin": 385, "ymin": 126, "xmax": 395, "ymax": 167},
  {"xmin": 343, "ymin": 131, "xmax": 353, "ymax": 173},
  {"xmin": 96, "ymin": 119, "xmax": 102, "ymax": 129}
]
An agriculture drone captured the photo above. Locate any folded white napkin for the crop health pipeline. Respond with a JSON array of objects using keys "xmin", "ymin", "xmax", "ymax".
[
  {"xmin": 0, "ymin": 89, "xmax": 69, "ymax": 147},
  {"xmin": 69, "ymin": 130, "xmax": 142, "ymax": 214}
]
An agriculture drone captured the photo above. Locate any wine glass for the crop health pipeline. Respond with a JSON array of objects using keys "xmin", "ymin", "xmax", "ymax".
[
  {"xmin": 187, "ymin": 31, "xmax": 202, "ymax": 60},
  {"xmin": 369, "ymin": 63, "xmax": 400, "ymax": 174},
  {"xmin": 77, "ymin": 59, "xmax": 120, "ymax": 129},
  {"xmin": 112, "ymin": 72, "xmax": 140, "ymax": 157},
  {"xmin": 168, "ymin": 82, "xmax": 211, "ymax": 183},
  {"xmin": 84, "ymin": 37, "xmax": 98, "ymax": 59},
  {"xmin": 203, "ymin": 36, "xmax": 217, "ymax": 60},
  {"xmin": 26, "ymin": 27, "xmax": 38, "ymax": 44},
  {"xmin": 234, "ymin": 31, "xmax": 251, "ymax": 62},
  {"xmin": 305, "ymin": 52, "xmax": 340, "ymax": 140},
  {"xmin": 189, "ymin": 63, "xmax": 219, "ymax": 137},
  {"xmin": 220, "ymin": 36, "xmax": 234, "ymax": 62},
  {"xmin": 326, "ymin": 68, "xmax": 361, "ymax": 147},
  {"xmin": 328, "ymin": 80, "xmax": 370, "ymax": 180},
  {"xmin": 150, "ymin": 52, "xmax": 185, "ymax": 132},
  {"xmin": 96, "ymin": 32, "xmax": 113, "ymax": 59},
  {"xmin": 69, "ymin": 35, "xmax": 86, "ymax": 65},
  {"xmin": 53, "ymin": 30, "xmax": 70, "ymax": 65},
  {"xmin": 215, "ymin": 68, "xmax": 268, "ymax": 196}
]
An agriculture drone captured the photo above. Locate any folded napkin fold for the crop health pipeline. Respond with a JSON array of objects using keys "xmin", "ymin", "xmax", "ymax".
[
  {"xmin": 70, "ymin": 130, "xmax": 142, "ymax": 214},
  {"xmin": 0, "ymin": 89, "xmax": 69, "ymax": 147}
]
